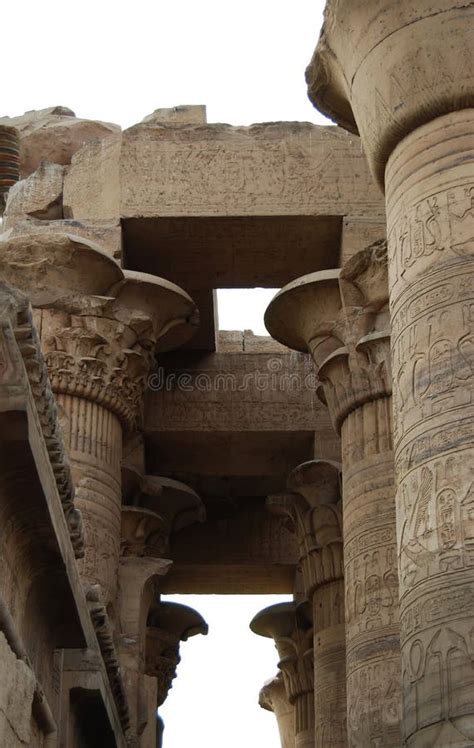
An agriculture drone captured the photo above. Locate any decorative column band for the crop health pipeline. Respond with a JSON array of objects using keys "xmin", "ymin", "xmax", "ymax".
[
  {"xmin": 0, "ymin": 126, "xmax": 20, "ymax": 213},
  {"xmin": 318, "ymin": 333, "xmax": 391, "ymax": 433}
]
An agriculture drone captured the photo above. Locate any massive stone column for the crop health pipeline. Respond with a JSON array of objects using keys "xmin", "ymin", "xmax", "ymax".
[
  {"xmin": 251, "ymin": 602, "xmax": 314, "ymax": 748},
  {"xmin": 269, "ymin": 461, "xmax": 347, "ymax": 747},
  {"xmin": 307, "ymin": 4, "xmax": 474, "ymax": 744},
  {"xmin": 145, "ymin": 601, "xmax": 208, "ymax": 712},
  {"xmin": 259, "ymin": 674, "xmax": 295, "ymax": 748},
  {"xmin": 0, "ymin": 232, "xmax": 199, "ymax": 609},
  {"xmin": 119, "ymin": 475, "xmax": 205, "ymax": 741},
  {"xmin": 265, "ymin": 242, "xmax": 402, "ymax": 746}
]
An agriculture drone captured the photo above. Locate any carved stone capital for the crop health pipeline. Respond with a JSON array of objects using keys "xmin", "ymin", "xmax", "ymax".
[
  {"xmin": 0, "ymin": 232, "xmax": 199, "ymax": 429},
  {"xmin": 318, "ymin": 333, "xmax": 392, "ymax": 432},
  {"xmin": 250, "ymin": 601, "xmax": 313, "ymax": 705},
  {"xmin": 264, "ymin": 269, "xmax": 343, "ymax": 366},
  {"xmin": 145, "ymin": 602, "xmax": 208, "ymax": 706},
  {"xmin": 268, "ymin": 461, "xmax": 344, "ymax": 594},
  {"xmin": 121, "ymin": 474, "xmax": 205, "ymax": 557},
  {"xmin": 265, "ymin": 243, "xmax": 391, "ymax": 431},
  {"xmin": 259, "ymin": 674, "xmax": 295, "ymax": 748},
  {"xmin": 306, "ymin": 1, "xmax": 474, "ymax": 187}
]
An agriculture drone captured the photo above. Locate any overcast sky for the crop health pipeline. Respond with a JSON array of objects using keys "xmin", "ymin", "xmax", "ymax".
[
  {"xmin": 4, "ymin": 2, "xmax": 327, "ymax": 745},
  {"xmin": 160, "ymin": 595, "xmax": 292, "ymax": 748}
]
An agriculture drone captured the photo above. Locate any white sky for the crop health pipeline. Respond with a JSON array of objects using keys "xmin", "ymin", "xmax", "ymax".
[
  {"xmin": 4, "ymin": 2, "xmax": 327, "ymax": 744},
  {"xmin": 217, "ymin": 288, "xmax": 278, "ymax": 335},
  {"xmin": 160, "ymin": 595, "xmax": 292, "ymax": 748}
]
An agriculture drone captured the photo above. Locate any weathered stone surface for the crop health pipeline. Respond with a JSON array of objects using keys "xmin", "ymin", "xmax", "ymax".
[
  {"xmin": 259, "ymin": 674, "xmax": 295, "ymax": 748},
  {"xmin": 140, "ymin": 105, "xmax": 207, "ymax": 126},
  {"xmin": 0, "ymin": 106, "xmax": 120, "ymax": 178},
  {"xmin": 308, "ymin": 6, "xmax": 474, "ymax": 743},
  {"xmin": 266, "ymin": 242, "xmax": 402, "ymax": 746},
  {"xmin": 0, "ymin": 633, "xmax": 35, "ymax": 746},
  {"xmin": 3, "ymin": 216, "xmax": 123, "ymax": 260},
  {"xmin": 307, "ymin": 2, "xmax": 474, "ymax": 186},
  {"xmin": 251, "ymin": 602, "xmax": 314, "ymax": 748},
  {"xmin": 63, "ymin": 122, "xmax": 382, "ymax": 222},
  {"xmin": 3, "ymin": 161, "xmax": 64, "ymax": 229}
]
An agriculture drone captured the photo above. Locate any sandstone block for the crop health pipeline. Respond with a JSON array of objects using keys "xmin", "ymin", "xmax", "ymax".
[
  {"xmin": 0, "ymin": 106, "xmax": 120, "ymax": 178},
  {"xmin": 4, "ymin": 161, "xmax": 64, "ymax": 227}
]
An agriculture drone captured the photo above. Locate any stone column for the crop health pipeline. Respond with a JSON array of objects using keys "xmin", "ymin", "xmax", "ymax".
[
  {"xmin": 0, "ymin": 232, "xmax": 199, "ymax": 609},
  {"xmin": 259, "ymin": 674, "xmax": 295, "ymax": 748},
  {"xmin": 0, "ymin": 126, "xmax": 19, "ymax": 214},
  {"xmin": 251, "ymin": 602, "xmax": 314, "ymax": 748},
  {"xmin": 269, "ymin": 460, "xmax": 347, "ymax": 747},
  {"xmin": 119, "ymin": 475, "xmax": 205, "ymax": 741},
  {"xmin": 307, "ymin": 5, "xmax": 474, "ymax": 744},
  {"xmin": 145, "ymin": 601, "xmax": 208, "ymax": 711},
  {"xmin": 265, "ymin": 242, "xmax": 402, "ymax": 746}
]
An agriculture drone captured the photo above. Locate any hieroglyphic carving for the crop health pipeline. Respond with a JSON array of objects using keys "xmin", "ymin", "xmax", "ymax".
[
  {"xmin": 388, "ymin": 182, "xmax": 474, "ymax": 290},
  {"xmin": 385, "ymin": 112, "xmax": 474, "ymax": 744},
  {"xmin": 316, "ymin": 244, "xmax": 402, "ymax": 747},
  {"xmin": 121, "ymin": 124, "xmax": 381, "ymax": 217},
  {"xmin": 398, "ymin": 452, "xmax": 474, "ymax": 594}
]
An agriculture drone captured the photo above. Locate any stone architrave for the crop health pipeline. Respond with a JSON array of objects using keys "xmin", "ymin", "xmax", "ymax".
[
  {"xmin": 269, "ymin": 461, "xmax": 347, "ymax": 748},
  {"xmin": 265, "ymin": 242, "xmax": 402, "ymax": 746},
  {"xmin": 307, "ymin": 4, "xmax": 474, "ymax": 744},
  {"xmin": 259, "ymin": 674, "xmax": 295, "ymax": 748},
  {"xmin": 251, "ymin": 601, "xmax": 314, "ymax": 748},
  {"xmin": 0, "ymin": 231, "xmax": 199, "ymax": 609}
]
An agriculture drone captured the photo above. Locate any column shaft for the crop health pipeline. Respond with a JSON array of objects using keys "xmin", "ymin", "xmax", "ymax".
[
  {"xmin": 341, "ymin": 397, "xmax": 401, "ymax": 746},
  {"xmin": 57, "ymin": 394, "xmax": 122, "ymax": 605},
  {"xmin": 387, "ymin": 110, "xmax": 474, "ymax": 746},
  {"xmin": 313, "ymin": 579, "xmax": 347, "ymax": 747}
]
